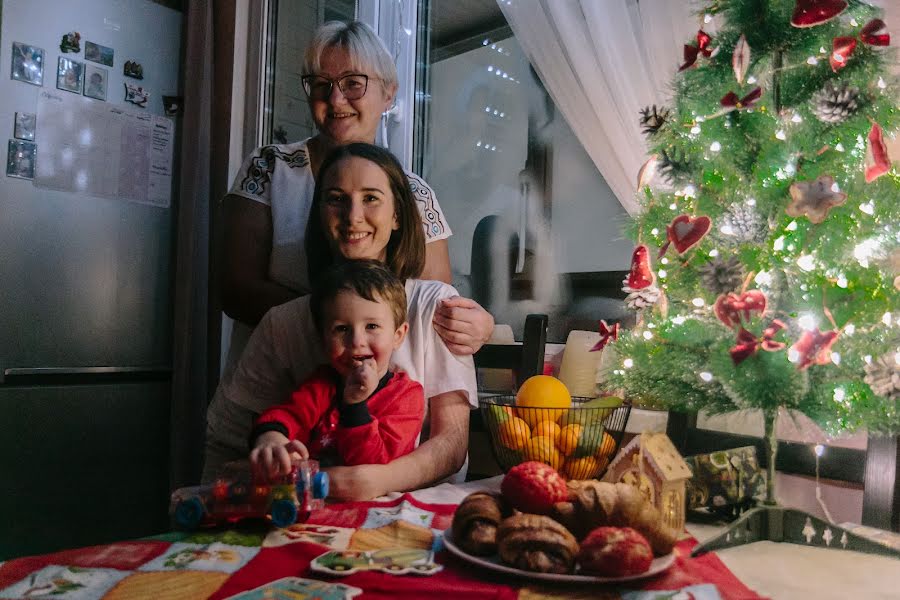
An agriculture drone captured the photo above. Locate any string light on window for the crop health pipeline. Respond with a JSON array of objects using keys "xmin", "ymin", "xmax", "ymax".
[
  {"xmin": 699, "ymin": 371, "xmax": 713, "ymax": 382},
  {"xmin": 476, "ymin": 141, "xmax": 482, "ymax": 147},
  {"xmin": 692, "ymin": 297, "xmax": 705, "ymax": 307},
  {"xmin": 487, "ymin": 65, "xmax": 494, "ymax": 72},
  {"xmin": 799, "ymin": 313, "xmax": 818, "ymax": 330},
  {"xmin": 483, "ymin": 39, "xmax": 490, "ymax": 46},
  {"xmin": 485, "ymin": 106, "xmax": 491, "ymax": 112}
]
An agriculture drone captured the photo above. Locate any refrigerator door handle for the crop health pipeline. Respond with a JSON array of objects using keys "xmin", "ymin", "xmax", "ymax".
[{"xmin": 1, "ymin": 366, "xmax": 172, "ymax": 385}]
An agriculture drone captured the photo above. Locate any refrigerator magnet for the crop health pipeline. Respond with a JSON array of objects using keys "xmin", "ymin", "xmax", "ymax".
[
  {"xmin": 84, "ymin": 65, "xmax": 108, "ymax": 101},
  {"xmin": 10, "ymin": 42, "xmax": 44, "ymax": 86},
  {"xmin": 123, "ymin": 60, "xmax": 144, "ymax": 80},
  {"xmin": 59, "ymin": 31, "xmax": 81, "ymax": 53},
  {"xmin": 124, "ymin": 82, "xmax": 149, "ymax": 107},
  {"xmin": 7, "ymin": 139, "xmax": 36, "ymax": 180},
  {"xmin": 56, "ymin": 57, "xmax": 84, "ymax": 94},
  {"xmin": 85, "ymin": 41, "xmax": 114, "ymax": 67},
  {"xmin": 14, "ymin": 113, "xmax": 36, "ymax": 141}
]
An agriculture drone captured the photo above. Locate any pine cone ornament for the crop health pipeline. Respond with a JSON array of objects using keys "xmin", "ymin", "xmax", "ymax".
[
  {"xmin": 698, "ymin": 256, "xmax": 745, "ymax": 295},
  {"xmin": 811, "ymin": 81, "xmax": 860, "ymax": 124},
  {"xmin": 639, "ymin": 105, "xmax": 670, "ymax": 137},
  {"xmin": 623, "ymin": 284, "xmax": 662, "ymax": 311},
  {"xmin": 716, "ymin": 202, "xmax": 767, "ymax": 244},
  {"xmin": 864, "ymin": 354, "xmax": 900, "ymax": 400}
]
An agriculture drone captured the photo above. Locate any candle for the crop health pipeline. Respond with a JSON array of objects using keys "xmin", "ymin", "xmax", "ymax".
[{"xmin": 557, "ymin": 330, "xmax": 602, "ymax": 398}]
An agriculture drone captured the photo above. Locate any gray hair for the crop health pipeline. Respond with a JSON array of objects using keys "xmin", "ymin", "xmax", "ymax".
[{"xmin": 303, "ymin": 21, "xmax": 398, "ymax": 91}]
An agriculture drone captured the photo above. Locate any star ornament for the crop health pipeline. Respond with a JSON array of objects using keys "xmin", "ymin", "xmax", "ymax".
[
  {"xmin": 589, "ymin": 320, "xmax": 620, "ymax": 352},
  {"xmin": 786, "ymin": 175, "xmax": 847, "ymax": 224},
  {"xmin": 790, "ymin": 328, "xmax": 839, "ymax": 370}
]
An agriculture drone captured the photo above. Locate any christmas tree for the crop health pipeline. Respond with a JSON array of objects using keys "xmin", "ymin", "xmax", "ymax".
[{"xmin": 605, "ymin": 0, "xmax": 898, "ymax": 506}]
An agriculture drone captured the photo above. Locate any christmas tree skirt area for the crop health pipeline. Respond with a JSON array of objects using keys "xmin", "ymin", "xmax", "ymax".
[{"xmin": 691, "ymin": 505, "xmax": 900, "ymax": 559}]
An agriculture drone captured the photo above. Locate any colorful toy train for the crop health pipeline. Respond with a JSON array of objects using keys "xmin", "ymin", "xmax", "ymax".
[{"xmin": 170, "ymin": 460, "xmax": 329, "ymax": 529}]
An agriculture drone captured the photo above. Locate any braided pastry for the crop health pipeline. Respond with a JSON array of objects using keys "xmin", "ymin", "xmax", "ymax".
[
  {"xmin": 497, "ymin": 513, "xmax": 579, "ymax": 574},
  {"xmin": 451, "ymin": 491, "xmax": 511, "ymax": 556},
  {"xmin": 551, "ymin": 481, "xmax": 678, "ymax": 556}
]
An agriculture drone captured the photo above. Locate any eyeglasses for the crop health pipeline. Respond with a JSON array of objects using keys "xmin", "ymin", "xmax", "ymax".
[{"xmin": 301, "ymin": 74, "xmax": 373, "ymax": 101}]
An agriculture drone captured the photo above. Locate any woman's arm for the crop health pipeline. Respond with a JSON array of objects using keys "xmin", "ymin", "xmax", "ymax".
[
  {"xmin": 432, "ymin": 297, "xmax": 495, "ymax": 355},
  {"xmin": 324, "ymin": 390, "xmax": 470, "ymax": 501},
  {"xmin": 421, "ymin": 239, "xmax": 452, "ymax": 283},
  {"xmin": 222, "ymin": 194, "xmax": 298, "ymax": 325}
]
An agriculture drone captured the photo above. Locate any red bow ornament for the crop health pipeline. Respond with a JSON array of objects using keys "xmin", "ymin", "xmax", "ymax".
[
  {"xmin": 679, "ymin": 30, "xmax": 716, "ymax": 71},
  {"xmin": 590, "ymin": 320, "xmax": 620, "ymax": 352},
  {"xmin": 720, "ymin": 87, "xmax": 762, "ymax": 111},
  {"xmin": 790, "ymin": 328, "xmax": 839, "ymax": 370},
  {"xmin": 830, "ymin": 19, "xmax": 891, "ymax": 72},
  {"xmin": 730, "ymin": 320, "xmax": 787, "ymax": 365},
  {"xmin": 714, "ymin": 290, "xmax": 768, "ymax": 329},
  {"xmin": 658, "ymin": 214, "xmax": 712, "ymax": 258}
]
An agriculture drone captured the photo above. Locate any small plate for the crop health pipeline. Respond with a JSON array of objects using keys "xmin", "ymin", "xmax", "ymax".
[{"xmin": 442, "ymin": 529, "xmax": 675, "ymax": 583}]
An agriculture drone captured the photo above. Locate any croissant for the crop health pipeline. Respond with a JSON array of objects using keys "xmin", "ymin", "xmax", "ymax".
[
  {"xmin": 451, "ymin": 491, "xmax": 511, "ymax": 556},
  {"xmin": 497, "ymin": 513, "xmax": 579, "ymax": 574},
  {"xmin": 550, "ymin": 481, "xmax": 678, "ymax": 556}
]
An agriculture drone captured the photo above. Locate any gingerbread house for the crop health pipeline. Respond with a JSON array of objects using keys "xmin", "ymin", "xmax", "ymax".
[{"xmin": 602, "ymin": 432, "xmax": 692, "ymax": 532}]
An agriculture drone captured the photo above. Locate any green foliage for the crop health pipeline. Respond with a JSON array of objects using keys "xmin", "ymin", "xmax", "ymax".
[{"xmin": 615, "ymin": 0, "xmax": 899, "ymax": 435}]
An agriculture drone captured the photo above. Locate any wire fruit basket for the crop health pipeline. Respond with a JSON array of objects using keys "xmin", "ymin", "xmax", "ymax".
[{"xmin": 479, "ymin": 395, "xmax": 632, "ymax": 480}]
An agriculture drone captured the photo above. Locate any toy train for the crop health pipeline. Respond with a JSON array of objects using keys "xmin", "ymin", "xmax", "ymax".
[{"xmin": 170, "ymin": 460, "xmax": 329, "ymax": 529}]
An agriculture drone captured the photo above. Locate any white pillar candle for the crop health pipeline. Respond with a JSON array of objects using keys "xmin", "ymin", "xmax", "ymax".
[{"xmin": 557, "ymin": 330, "xmax": 602, "ymax": 398}]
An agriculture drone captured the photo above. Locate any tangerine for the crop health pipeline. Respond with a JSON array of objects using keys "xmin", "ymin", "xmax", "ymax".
[
  {"xmin": 515, "ymin": 376, "xmax": 572, "ymax": 427},
  {"xmin": 562, "ymin": 456, "xmax": 600, "ymax": 480},
  {"xmin": 497, "ymin": 417, "xmax": 530, "ymax": 451},
  {"xmin": 522, "ymin": 435, "xmax": 563, "ymax": 470},
  {"xmin": 532, "ymin": 420, "xmax": 561, "ymax": 443},
  {"xmin": 596, "ymin": 432, "xmax": 617, "ymax": 458},
  {"xmin": 557, "ymin": 424, "xmax": 583, "ymax": 457}
]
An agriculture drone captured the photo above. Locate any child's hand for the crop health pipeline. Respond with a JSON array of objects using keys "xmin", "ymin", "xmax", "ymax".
[
  {"xmin": 250, "ymin": 432, "xmax": 309, "ymax": 481},
  {"xmin": 344, "ymin": 358, "xmax": 378, "ymax": 404}
]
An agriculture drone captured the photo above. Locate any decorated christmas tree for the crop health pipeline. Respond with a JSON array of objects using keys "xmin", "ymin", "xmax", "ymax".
[{"xmin": 604, "ymin": 0, "xmax": 898, "ymax": 511}]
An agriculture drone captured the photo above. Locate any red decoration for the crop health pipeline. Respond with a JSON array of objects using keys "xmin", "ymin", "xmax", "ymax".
[
  {"xmin": 658, "ymin": 215, "xmax": 712, "ymax": 258},
  {"xmin": 720, "ymin": 87, "xmax": 762, "ymax": 111},
  {"xmin": 791, "ymin": 0, "xmax": 848, "ymax": 28},
  {"xmin": 714, "ymin": 290, "xmax": 767, "ymax": 329},
  {"xmin": 500, "ymin": 461, "xmax": 568, "ymax": 515},
  {"xmin": 590, "ymin": 320, "xmax": 620, "ymax": 352},
  {"xmin": 679, "ymin": 30, "xmax": 715, "ymax": 71},
  {"xmin": 730, "ymin": 320, "xmax": 787, "ymax": 365},
  {"xmin": 830, "ymin": 36, "xmax": 857, "ymax": 72},
  {"xmin": 626, "ymin": 244, "xmax": 655, "ymax": 289},
  {"xmin": 860, "ymin": 19, "xmax": 890, "ymax": 46},
  {"xmin": 865, "ymin": 122, "xmax": 891, "ymax": 183},
  {"xmin": 790, "ymin": 328, "xmax": 839, "ymax": 370},
  {"xmin": 732, "ymin": 34, "xmax": 751, "ymax": 83}
]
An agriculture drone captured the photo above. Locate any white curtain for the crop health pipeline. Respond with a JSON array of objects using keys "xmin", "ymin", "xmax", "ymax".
[{"xmin": 498, "ymin": 0, "xmax": 697, "ymax": 214}]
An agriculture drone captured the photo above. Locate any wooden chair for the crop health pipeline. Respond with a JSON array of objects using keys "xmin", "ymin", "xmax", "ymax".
[
  {"xmin": 466, "ymin": 314, "xmax": 549, "ymax": 480},
  {"xmin": 666, "ymin": 412, "xmax": 899, "ymax": 532}
]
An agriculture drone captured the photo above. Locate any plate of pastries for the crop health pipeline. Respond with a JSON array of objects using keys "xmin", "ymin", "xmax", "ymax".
[{"xmin": 445, "ymin": 461, "xmax": 679, "ymax": 583}]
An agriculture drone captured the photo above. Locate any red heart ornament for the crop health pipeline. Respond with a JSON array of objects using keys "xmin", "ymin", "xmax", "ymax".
[
  {"xmin": 626, "ymin": 245, "xmax": 655, "ymax": 289},
  {"xmin": 714, "ymin": 290, "xmax": 768, "ymax": 329},
  {"xmin": 661, "ymin": 215, "xmax": 712, "ymax": 257},
  {"xmin": 791, "ymin": 0, "xmax": 848, "ymax": 28}
]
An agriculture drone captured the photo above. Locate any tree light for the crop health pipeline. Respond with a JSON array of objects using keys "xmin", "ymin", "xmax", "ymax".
[
  {"xmin": 692, "ymin": 298, "xmax": 705, "ymax": 307},
  {"xmin": 791, "ymin": 114, "xmax": 803, "ymax": 123},
  {"xmin": 786, "ymin": 220, "xmax": 798, "ymax": 231},
  {"xmin": 755, "ymin": 271, "xmax": 772, "ymax": 286},
  {"xmin": 623, "ymin": 358, "xmax": 634, "ymax": 369},
  {"xmin": 658, "ymin": 270, "xmax": 667, "ymax": 278},
  {"xmin": 651, "ymin": 228, "xmax": 659, "ymax": 235},
  {"xmin": 836, "ymin": 274, "xmax": 848, "ymax": 288},
  {"xmin": 710, "ymin": 141, "xmax": 722, "ymax": 152},
  {"xmin": 853, "ymin": 239, "xmax": 880, "ymax": 268},
  {"xmin": 669, "ymin": 203, "xmax": 678, "ymax": 210},
  {"xmin": 672, "ymin": 316, "xmax": 687, "ymax": 325},
  {"xmin": 807, "ymin": 56, "xmax": 819, "ymax": 65},
  {"xmin": 699, "ymin": 372, "xmax": 713, "ymax": 382},
  {"xmin": 709, "ymin": 249, "xmax": 719, "ymax": 257},
  {"xmin": 859, "ymin": 202, "xmax": 874, "ymax": 215},
  {"xmin": 660, "ymin": 257, "xmax": 669, "ymax": 264},
  {"xmin": 878, "ymin": 77, "xmax": 887, "ymax": 89},
  {"xmin": 720, "ymin": 224, "xmax": 735, "ymax": 236},
  {"xmin": 798, "ymin": 313, "xmax": 818, "ymax": 330},
  {"xmin": 797, "ymin": 255, "xmax": 816, "ymax": 271},
  {"xmin": 833, "ymin": 388, "xmax": 846, "ymax": 403},
  {"xmin": 691, "ymin": 125, "xmax": 701, "ymax": 135},
  {"xmin": 775, "ymin": 130, "xmax": 787, "ymax": 140},
  {"xmin": 835, "ymin": 143, "xmax": 845, "ymax": 152},
  {"xmin": 788, "ymin": 348, "xmax": 800, "ymax": 363},
  {"xmin": 774, "ymin": 236, "xmax": 785, "ymax": 251},
  {"xmin": 844, "ymin": 323, "xmax": 855, "ymax": 335},
  {"xmin": 882, "ymin": 312, "xmax": 893, "ymax": 326},
  {"xmin": 643, "ymin": 331, "xmax": 653, "ymax": 340},
  {"xmin": 831, "ymin": 352, "xmax": 841, "ymax": 365}
]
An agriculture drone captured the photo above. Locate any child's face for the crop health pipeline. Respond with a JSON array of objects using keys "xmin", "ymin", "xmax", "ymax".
[{"xmin": 322, "ymin": 290, "xmax": 408, "ymax": 378}]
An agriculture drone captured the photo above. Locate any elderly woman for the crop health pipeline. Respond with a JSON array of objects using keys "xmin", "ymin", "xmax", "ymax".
[
  {"xmin": 205, "ymin": 143, "xmax": 479, "ymax": 499},
  {"xmin": 220, "ymin": 20, "xmax": 493, "ymax": 371}
]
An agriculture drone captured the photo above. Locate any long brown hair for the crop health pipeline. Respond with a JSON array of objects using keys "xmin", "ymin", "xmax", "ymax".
[{"xmin": 306, "ymin": 143, "xmax": 426, "ymax": 283}]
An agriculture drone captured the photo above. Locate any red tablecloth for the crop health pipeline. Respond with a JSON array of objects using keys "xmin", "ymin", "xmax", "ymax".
[{"xmin": 0, "ymin": 494, "xmax": 765, "ymax": 599}]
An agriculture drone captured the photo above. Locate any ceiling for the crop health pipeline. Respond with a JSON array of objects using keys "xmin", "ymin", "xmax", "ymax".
[{"xmin": 429, "ymin": 0, "xmax": 507, "ymax": 48}]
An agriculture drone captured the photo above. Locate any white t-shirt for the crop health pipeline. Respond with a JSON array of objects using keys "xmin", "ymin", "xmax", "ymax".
[
  {"xmin": 224, "ymin": 138, "xmax": 453, "ymax": 372},
  {"xmin": 215, "ymin": 278, "xmax": 478, "ymax": 422}
]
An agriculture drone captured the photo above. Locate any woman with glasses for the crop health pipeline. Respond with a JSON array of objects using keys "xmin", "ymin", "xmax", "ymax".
[{"xmin": 221, "ymin": 21, "xmax": 493, "ymax": 372}]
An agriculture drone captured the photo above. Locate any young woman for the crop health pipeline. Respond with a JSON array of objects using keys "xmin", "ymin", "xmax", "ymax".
[{"xmin": 205, "ymin": 144, "xmax": 479, "ymax": 500}]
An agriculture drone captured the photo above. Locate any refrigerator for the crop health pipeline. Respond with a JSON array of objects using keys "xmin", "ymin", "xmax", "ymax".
[{"xmin": 0, "ymin": 0, "xmax": 182, "ymax": 558}]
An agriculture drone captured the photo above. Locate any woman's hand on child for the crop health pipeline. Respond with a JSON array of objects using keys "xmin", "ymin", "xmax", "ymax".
[
  {"xmin": 433, "ymin": 296, "xmax": 495, "ymax": 355},
  {"xmin": 250, "ymin": 432, "xmax": 310, "ymax": 480},
  {"xmin": 344, "ymin": 358, "xmax": 378, "ymax": 404}
]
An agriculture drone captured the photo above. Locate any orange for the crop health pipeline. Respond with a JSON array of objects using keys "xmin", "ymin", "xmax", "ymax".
[
  {"xmin": 596, "ymin": 432, "xmax": 617, "ymax": 459},
  {"xmin": 557, "ymin": 424, "xmax": 583, "ymax": 457},
  {"xmin": 562, "ymin": 456, "xmax": 600, "ymax": 480},
  {"xmin": 497, "ymin": 417, "xmax": 530, "ymax": 451},
  {"xmin": 515, "ymin": 376, "xmax": 572, "ymax": 427},
  {"xmin": 532, "ymin": 420, "xmax": 561, "ymax": 443},
  {"xmin": 522, "ymin": 435, "xmax": 563, "ymax": 470}
]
